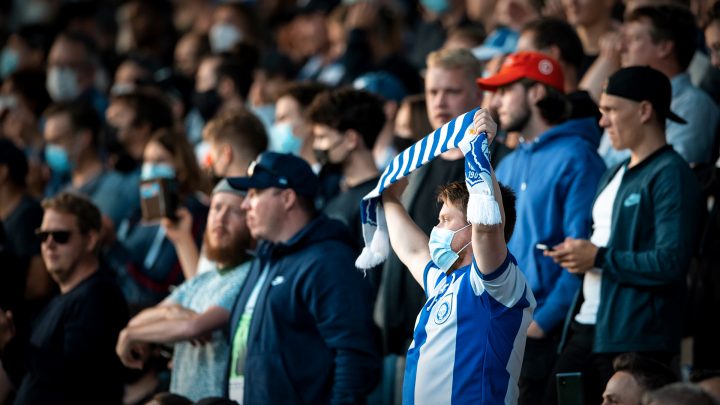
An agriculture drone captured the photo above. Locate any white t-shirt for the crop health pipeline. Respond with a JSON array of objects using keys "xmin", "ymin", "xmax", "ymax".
[{"xmin": 576, "ymin": 166, "xmax": 625, "ymax": 325}]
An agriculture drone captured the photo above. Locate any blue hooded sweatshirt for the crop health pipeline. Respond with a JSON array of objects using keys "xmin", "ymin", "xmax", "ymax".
[
  {"xmin": 226, "ymin": 214, "xmax": 380, "ymax": 404},
  {"xmin": 496, "ymin": 117, "xmax": 605, "ymax": 333}
]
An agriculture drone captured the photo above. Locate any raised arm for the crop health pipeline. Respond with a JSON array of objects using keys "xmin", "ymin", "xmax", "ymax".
[
  {"xmin": 382, "ymin": 177, "xmax": 431, "ymax": 286},
  {"xmin": 467, "ymin": 109, "xmax": 507, "ymax": 274},
  {"xmin": 162, "ymin": 208, "xmax": 200, "ymax": 279},
  {"xmin": 471, "ymin": 168, "xmax": 507, "ymax": 274}
]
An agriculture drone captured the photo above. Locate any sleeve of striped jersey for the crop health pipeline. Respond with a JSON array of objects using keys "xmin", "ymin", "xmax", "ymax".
[
  {"xmin": 469, "ymin": 252, "xmax": 531, "ymax": 308},
  {"xmin": 423, "ymin": 260, "xmax": 445, "ymax": 298}
]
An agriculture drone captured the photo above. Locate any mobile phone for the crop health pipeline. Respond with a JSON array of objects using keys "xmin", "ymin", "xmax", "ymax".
[
  {"xmin": 536, "ymin": 243, "xmax": 554, "ymax": 251},
  {"xmin": 556, "ymin": 372, "xmax": 584, "ymax": 405},
  {"xmin": 139, "ymin": 178, "xmax": 179, "ymax": 224}
]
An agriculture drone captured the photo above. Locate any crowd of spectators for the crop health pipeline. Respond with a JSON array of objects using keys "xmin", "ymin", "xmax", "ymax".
[{"xmin": 0, "ymin": 0, "xmax": 720, "ymax": 404}]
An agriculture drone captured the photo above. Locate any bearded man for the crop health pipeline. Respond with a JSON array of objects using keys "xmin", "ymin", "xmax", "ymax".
[{"xmin": 115, "ymin": 179, "xmax": 253, "ymax": 401}]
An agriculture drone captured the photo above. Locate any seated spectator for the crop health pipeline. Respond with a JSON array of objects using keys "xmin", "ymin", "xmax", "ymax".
[
  {"xmin": 642, "ymin": 383, "xmax": 719, "ymax": 405},
  {"xmin": 602, "ymin": 353, "xmax": 678, "ymax": 405},
  {"xmin": 2, "ymin": 69, "xmax": 52, "ymax": 196},
  {"xmin": 173, "ymin": 32, "xmax": 210, "ymax": 84},
  {"xmin": 247, "ymin": 50, "xmax": 297, "ymax": 130},
  {"xmin": 116, "ymin": 179, "xmax": 252, "ymax": 401},
  {"xmin": 0, "ymin": 192, "xmax": 128, "ymax": 403},
  {"xmin": 46, "ymin": 31, "xmax": 107, "ymax": 115},
  {"xmin": 0, "ymin": 24, "xmax": 51, "ymax": 79},
  {"xmin": 393, "ymin": 94, "xmax": 433, "ymax": 153},
  {"xmin": 272, "ymin": 81, "xmax": 330, "ymax": 166},
  {"xmin": 106, "ymin": 89, "xmax": 175, "ymax": 174},
  {"xmin": 0, "ymin": 139, "xmax": 51, "ymax": 305},
  {"xmin": 110, "ymin": 55, "xmax": 158, "ymax": 95},
  {"xmin": 106, "ymin": 129, "xmax": 209, "ymax": 311},
  {"xmin": 43, "ymin": 101, "xmax": 139, "ymax": 229}
]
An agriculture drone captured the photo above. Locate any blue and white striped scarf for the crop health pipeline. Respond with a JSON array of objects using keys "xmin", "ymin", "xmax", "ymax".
[{"xmin": 356, "ymin": 107, "xmax": 501, "ymax": 270}]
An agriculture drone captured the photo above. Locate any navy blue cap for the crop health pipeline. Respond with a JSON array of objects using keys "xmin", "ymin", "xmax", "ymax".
[{"xmin": 227, "ymin": 152, "xmax": 319, "ymax": 197}]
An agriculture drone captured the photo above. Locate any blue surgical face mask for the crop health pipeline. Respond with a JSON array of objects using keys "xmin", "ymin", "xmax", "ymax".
[
  {"xmin": 421, "ymin": 0, "xmax": 449, "ymax": 14},
  {"xmin": 429, "ymin": 223, "xmax": 471, "ymax": 271},
  {"xmin": 250, "ymin": 104, "xmax": 275, "ymax": 129},
  {"xmin": 0, "ymin": 48, "xmax": 19, "ymax": 79},
  {"xmin": 44, "ymin": 144, "xmax": 72, "ymax": 176},
  {"xmin": 209, "ymin": 23, "xmax": 243, "ymax": 53},
  {"xmin": 46, "ymin": 66, "xmax": 80, "ymax": 102},
  {"xmin": 269, "ymin": 122, "xmax": 302, "ymax": 155},
  {"xmin": 140, "ymin": 162, "xmax": 176, "ymax": 181}
]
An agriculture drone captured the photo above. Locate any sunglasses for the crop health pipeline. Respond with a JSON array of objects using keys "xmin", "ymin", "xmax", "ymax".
[{"xmin": 35, "ymin": 229, "xmax": 73, "ymax": 244}]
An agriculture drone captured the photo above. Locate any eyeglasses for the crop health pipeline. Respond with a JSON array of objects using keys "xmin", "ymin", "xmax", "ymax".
[{"xmin": 35, "ymin": 229, "xmax": 73, "ymax": 244}]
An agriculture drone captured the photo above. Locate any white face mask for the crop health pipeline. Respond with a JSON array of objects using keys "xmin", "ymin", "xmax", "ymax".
[
  {"xmin": 47, "ymin": 66, "xmax": 80, "ymax": 102},
  {"xmin": 209, "ymin": 23, "xmax": 243, "ymax": 53}
]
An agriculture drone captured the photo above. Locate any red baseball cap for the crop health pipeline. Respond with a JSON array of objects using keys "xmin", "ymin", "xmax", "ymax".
[{"xmin": 476, "ymin": 51, "xmax": 565, "ymax": 93}]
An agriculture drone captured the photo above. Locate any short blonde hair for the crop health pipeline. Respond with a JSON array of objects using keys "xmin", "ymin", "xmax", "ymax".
[{"xmin": 426, "ymin": 48, "xmax": 483, "ymax": 83}]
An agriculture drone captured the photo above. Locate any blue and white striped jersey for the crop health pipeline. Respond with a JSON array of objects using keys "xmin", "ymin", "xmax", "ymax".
[{"xmin": 403, "ymin": 252, "xmax": 536, "ymax": 404}]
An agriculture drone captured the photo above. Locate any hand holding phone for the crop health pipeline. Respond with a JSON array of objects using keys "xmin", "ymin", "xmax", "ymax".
[{"xmin": 536, "ymin": 243, "xmax": 555, "ymax": 252}]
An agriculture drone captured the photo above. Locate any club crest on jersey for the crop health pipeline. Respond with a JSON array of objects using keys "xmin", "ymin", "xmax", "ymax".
[{"xmin": 434, "ymin": 293, "xmax": 453, "ymax": 325}]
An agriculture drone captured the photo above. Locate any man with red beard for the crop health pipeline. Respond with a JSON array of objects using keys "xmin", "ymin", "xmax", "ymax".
[{"xmin": 116, "ymin": 179, "xmax": 252, "ymax": 401}]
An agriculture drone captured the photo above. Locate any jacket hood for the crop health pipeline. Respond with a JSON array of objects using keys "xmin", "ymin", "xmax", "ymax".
[
  {"xmin": 257, "ymin": 214, "xmax": 358, "ymax": 258},
  {"xmin": 521, "ymin": 117, "xmax": 601, "ymax": 152}
]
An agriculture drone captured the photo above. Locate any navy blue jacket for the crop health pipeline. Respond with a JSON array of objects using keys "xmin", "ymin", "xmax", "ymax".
[{"xmin": 227, "ymin": 214, "xmax": 380, "ymax": 404}]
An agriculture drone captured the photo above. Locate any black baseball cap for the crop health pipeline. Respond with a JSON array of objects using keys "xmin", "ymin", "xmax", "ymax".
[
  {"xmin": 603, "ymin": 66, "xmax": 687, "ymax": 124},
  {"xmin": 227, "ymin": 152, "xmax": 319, "ymax": 197}
]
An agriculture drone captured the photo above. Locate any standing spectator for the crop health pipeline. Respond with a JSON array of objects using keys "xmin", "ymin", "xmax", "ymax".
[
  {"xmin": 43, "ymin": 102, "xmax": 139, "ymax": 228},
  {"xmin": 561, "ymin": 0, "xmax": 617, "ymax": 75},
  {"xmin": 393, "ymin": 94, "xmax": 434, "ymax": 154},
  {"xmin": 381, "ymin": 109, "xmax": 534, "ymax": 403},
  {"xmin": 477, "ymin": 51, "xmax": 606, "ymax": 404},
  {"xmin": 544, "ymin": 66, "xmax": 701, "ymax": 404},
  {"xmin": 201, "ymin": 109, "xmax": 268, "ymax": 179},
  {"xmin": 376, "ymin": 47, "xmax": 481, "ymax": 360},
  {"xmin": 517, "ymin": 17, "xmax": 601, "ymax": 121},
  {"xmin": 352, "ymin": 71, "xmax": 408, "ymax": 169},
  {"xmin": 46, "ymin": 32, "xmax": 107, "ymax": 115},
  {"xmin": 620, "ymin": 5, "xmax": 720, "ymax": 165},
  {"xmin": 307, "ymin": 87, "xmax": 384, "ymax": 264},
  {"xmin": 225, "ymin": 152, "xmax": 380, "ymax": 404},
  {"xmin": 591, "ymin": 5, "xmax": 720, "ymax": 166},
  {"xmin": 116, "ymin": 179, "xmax": 252, "ymax": 401},
  {"xmin": 0, "ymin": 192, "xmax": 128, "ymax": 404}
]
